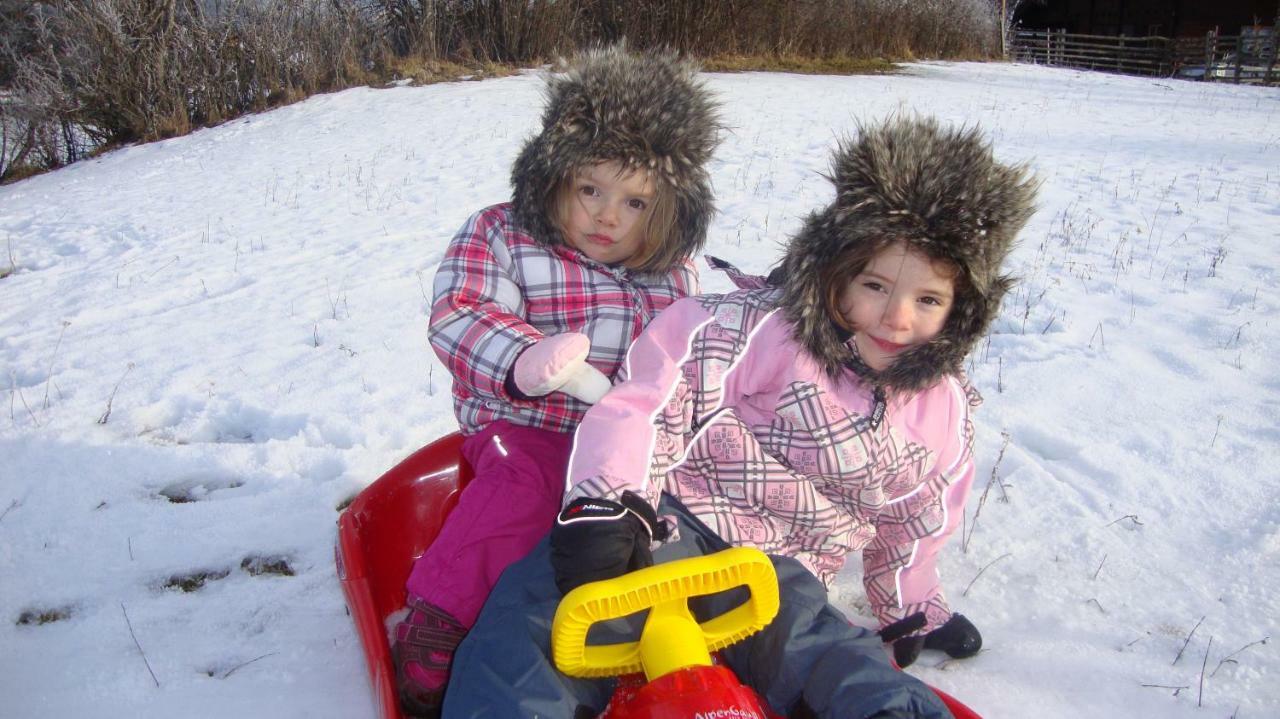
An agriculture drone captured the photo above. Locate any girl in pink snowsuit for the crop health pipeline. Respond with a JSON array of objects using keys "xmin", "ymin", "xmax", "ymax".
[
  {"xmin": 392, "ymin": 46, "xmax": 721, "ymax": 716},
  {"xmin": 550, "ymin": 116, "xmax": 1040, "ymax": 680}
]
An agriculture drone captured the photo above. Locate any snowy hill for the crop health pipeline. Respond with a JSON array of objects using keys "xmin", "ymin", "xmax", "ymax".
[{"xmin": 1, "ymin": 62, "xmax": 1277, "ymax": 718}]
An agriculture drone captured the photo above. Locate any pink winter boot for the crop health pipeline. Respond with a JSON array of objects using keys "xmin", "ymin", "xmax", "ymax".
[{"xmin": 392, "ymin": 598, "xmax": 467, "ymax": 718}]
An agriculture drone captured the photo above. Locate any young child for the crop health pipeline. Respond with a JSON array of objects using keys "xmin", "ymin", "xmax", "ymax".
[
  {"xmin": 393, "ymin": 46, "xmax": 721, "ymax": 716},
  {"xmin": 443, "ymin": 116, "xmax": 1037, "ymax": 717}
]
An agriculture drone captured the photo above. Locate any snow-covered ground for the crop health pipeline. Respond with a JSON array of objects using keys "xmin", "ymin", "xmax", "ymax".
[{"xmin": 2, "ymin": 62, "xmax": 1277, "ymax": 718}]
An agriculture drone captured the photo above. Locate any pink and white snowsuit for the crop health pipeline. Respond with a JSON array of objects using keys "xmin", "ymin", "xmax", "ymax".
[
  {"xmin": 567, "ymin": 287, "xmax": 981, "ymax": 632},
  {"xmin": 406, "ymin": 202, "xmax": 697, "ymax": 626}
]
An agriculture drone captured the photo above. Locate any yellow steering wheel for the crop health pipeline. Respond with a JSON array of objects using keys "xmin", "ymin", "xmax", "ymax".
[{"xmin": 551, "ymin": 546, "xmax": 780, "ymax": 682}]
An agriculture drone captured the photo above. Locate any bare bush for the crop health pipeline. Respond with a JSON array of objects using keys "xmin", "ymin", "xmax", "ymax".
[
  {"xmin": 358, "ymin": 0, "xmax": 438, "ymax": 57},
  {"xmin": 1, "ymin": 0, "xmax": 1001, "ymax": 182},
  {"xmin": 2, "ymin": 0, "xmax": 387, "ymax": 180},
  {"xmin": 589, "ymin": 0, "xmax": 999, "ymax": 60},
  {"xmin": 0, "ymin": 0, "xmax": 35, "ymax": 88},
  {"xmin": 1, "ymin": 6, "xmax": 89, "ymax": 180}
]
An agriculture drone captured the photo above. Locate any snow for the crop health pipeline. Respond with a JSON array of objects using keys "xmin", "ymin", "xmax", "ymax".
[{"xmin": 2, "ymin": 62, "xmax": 1278, "ymax": 718}]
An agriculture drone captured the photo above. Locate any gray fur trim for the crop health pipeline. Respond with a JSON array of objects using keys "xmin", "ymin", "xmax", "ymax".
[
  {"xmin": 778, "ymin": 117, "xmax": 1038, "ymax": 392},
  {"xmin": 511, "ymin": 44, "xmax": 722, "ymax": 273}
]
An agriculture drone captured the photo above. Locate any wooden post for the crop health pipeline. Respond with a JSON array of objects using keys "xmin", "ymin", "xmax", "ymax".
[
  {"xmin": 1264, "ymin": 5, "xmax": 1280, "ymax": 86},
  {"xmin": 1204, "ymin": 29, "xmax": 1216, "ymax": 82},
  {"xmin": 1233, "ymin": 37, "xmax": 1244, "ymax": 84},
  {"xmin": 1000, "ymin": 0, "xmax": 1008, "ymax": 58},
  {"xmin": 1266, "ymin": 33, "xmax": 1277, "ymax": 86}
]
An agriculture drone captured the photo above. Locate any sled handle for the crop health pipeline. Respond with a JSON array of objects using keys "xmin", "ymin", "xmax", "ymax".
[{"xmin": 552, "ymin": 547, "xmax": 779, "ymax": 682}]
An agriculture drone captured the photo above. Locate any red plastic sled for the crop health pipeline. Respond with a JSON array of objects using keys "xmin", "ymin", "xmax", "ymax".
[{"xmin": 335, "ymin": 432, "xmax": 982, "ymax": 719}]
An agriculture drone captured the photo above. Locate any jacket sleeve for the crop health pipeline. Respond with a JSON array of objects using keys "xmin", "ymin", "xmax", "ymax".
[
  {"xmin": 565, "ymin": 297, "xmax": 714, "ymax": 506},
  {"xmin": 862, "ymin": 381, "xmax": 978, "ymax": 633},
  {"xmin": 427, "ymin": 211, "xmax": 541, "ymax": 402}
]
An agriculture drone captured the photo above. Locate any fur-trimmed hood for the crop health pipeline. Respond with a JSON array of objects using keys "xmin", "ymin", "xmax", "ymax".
[
  {"xmin": 510, "ymin": 45, "xmax": 722, "ymax": 273},
  {"xmin": 777, "ymin": 117, "xmax": 1038, "ymax": 392}
]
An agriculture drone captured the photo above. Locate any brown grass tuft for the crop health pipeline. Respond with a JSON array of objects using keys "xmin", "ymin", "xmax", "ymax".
[
  {"xmin": 702, "ymin": 55, "xmax": 899, "ymax": 76},
  {"xmin": 386, "ymin": 58, "xmax": 519, "ymax": 86}
]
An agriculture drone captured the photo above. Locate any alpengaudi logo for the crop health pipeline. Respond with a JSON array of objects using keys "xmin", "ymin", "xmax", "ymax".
[{"xmin": 693, "ymin": 707, "xmax": 762, "ymax": 719}]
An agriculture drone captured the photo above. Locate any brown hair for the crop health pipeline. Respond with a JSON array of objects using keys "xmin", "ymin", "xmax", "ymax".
[
  {"xmin": 822, "ymin": 237, "xmax": 966, "ymax": 332},
  {"xmin": 549, "ymin": 163, "xmax": 680, "ymax": 272}
]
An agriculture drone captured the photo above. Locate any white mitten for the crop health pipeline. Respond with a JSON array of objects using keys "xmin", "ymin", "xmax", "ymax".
[{"xmin": 512, "ymin": 333, "xmax": 612, "ymax": 404}]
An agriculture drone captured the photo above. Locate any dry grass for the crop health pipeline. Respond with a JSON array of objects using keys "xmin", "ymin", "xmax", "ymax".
[
  {"xmin": 702, "ymin": 55, "xmax": 898, "ymax": 75},
  {"xmin": 0, "ymin": 163, "xmax": 39, "ymax": 185},
  {"xmin": 386, "ymin": 57, "xmax": 519, "ymax": 86}
]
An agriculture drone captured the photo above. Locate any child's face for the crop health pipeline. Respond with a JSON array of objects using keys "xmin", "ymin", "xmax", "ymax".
[
  {"xmin": 561, "ymin": 161, "xmax": 654, "ymax": 266},
  {"xmin": 839, "ymin": 242, "xmax": 956, "ymax": 371}
]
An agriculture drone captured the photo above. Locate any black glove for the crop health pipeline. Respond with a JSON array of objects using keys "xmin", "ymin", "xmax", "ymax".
[
  {"xmin": 879, "ymin": 612, "xmax": 928, "ymax": 668},
  {"xmin": 550, "ymin": 491, "xmax": 668, "ymax": 595},
  {"xmin": 877, "ymin": 612, "xmax": 927, "ymax": 643},
  {"xmin": 892, "ymin": 635, "xmax": 927, "ymax": 669},
  {"xmin": 880, "ymin": 613, "xmax": 982, "ymax": 668}
]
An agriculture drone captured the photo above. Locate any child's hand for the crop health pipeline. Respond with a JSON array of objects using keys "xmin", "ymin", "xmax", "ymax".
[
  {"xmin": 549, "ymin": 491, "xmax": 668, "ymax": 595},
  {"xmin": 512, "ymin": 333, "xmax": 612, "ymax": 404},
  {"xmin": 878, "ymin": 612, "xmax": 927, "ymax": 643}
]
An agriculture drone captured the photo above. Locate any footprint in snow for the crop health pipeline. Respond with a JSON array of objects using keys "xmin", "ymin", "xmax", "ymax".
[
  {"xmin": 155, "ymin": 474, "xmax": 244, "ymax": 503},
  {"xmin": 160, "ymin": 568, "xmax": 231, "ymax": 593},
  {"xmin": 14, "ymin": 604, "xmax": 76, "ymax": 626},
  {"xmin": 156, "ymin": 555, "xmax": 296, "ymax": 593}
]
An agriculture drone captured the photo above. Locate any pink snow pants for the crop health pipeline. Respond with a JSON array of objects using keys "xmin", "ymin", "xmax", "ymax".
[{"xmin": 404, "ymin": 421, "xmax": 573, "ymax": 628}]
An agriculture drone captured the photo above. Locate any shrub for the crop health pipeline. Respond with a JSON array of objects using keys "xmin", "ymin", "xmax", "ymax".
[
  {"xmin": 2, "ymin": 0, "xmax": 388, "ymax": 181},
  {"xmin": 1, "ymin": 0, "xmax": 1002, "ymax": 182}
]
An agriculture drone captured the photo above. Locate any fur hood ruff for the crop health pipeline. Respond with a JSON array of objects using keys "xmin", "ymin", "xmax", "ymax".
[
  {"xmin": 510, "ymin": 45, "xmax": 722, "ymax": 273},
  {"xmin": 777, "ymin": 117, "xmax": 1038, "ymax": 392}
]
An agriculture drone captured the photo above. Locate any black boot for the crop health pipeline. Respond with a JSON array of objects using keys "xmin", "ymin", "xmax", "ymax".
[{"xmin": 923, "ymin": 613, "xmax": 982, "ymax": 658}]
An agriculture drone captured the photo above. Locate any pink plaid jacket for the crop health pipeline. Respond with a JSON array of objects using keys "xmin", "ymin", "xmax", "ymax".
[
  {"xmin": 567, "ymin": 288, "xmax": 981, "ymax": 632},
  {"xmin": 429, "ymin": 203, "xmax": 698, "ymax": 435}
]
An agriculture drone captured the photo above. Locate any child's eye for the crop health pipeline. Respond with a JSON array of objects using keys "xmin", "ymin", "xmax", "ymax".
[
  {"xmin": 919, "ymin": 296, "xmax": 945, "ymax": 307},
  {"xmin": 862, "ymin": 281, "xmax": 885, "ymax": 293},
  {"xmin": 579, "ymin": 185, "xmax": 600, "ymax": 197},
  {"xmin": 627, "ymin": 198, "xmax": 648, "ymax": 211}
]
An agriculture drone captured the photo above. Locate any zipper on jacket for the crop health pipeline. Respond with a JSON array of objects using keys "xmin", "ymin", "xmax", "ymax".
[
  {"xmin": 610, "ymin": 268, "xmax": 655, "ymax": 332},
  {"xmin": 870, "ymin": 386, "xmax": 887, "ymax": 429}
]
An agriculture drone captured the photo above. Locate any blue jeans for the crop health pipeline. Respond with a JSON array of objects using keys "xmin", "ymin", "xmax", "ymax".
[{"xmin": 444, "ymin": 496, "xmax": 951, "ymax": 719}]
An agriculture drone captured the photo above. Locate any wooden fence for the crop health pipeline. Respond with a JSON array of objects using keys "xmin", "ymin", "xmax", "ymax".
[{"xmin": 1012, "ymin": 29, "xmax": 1278, "ymax": 85}]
